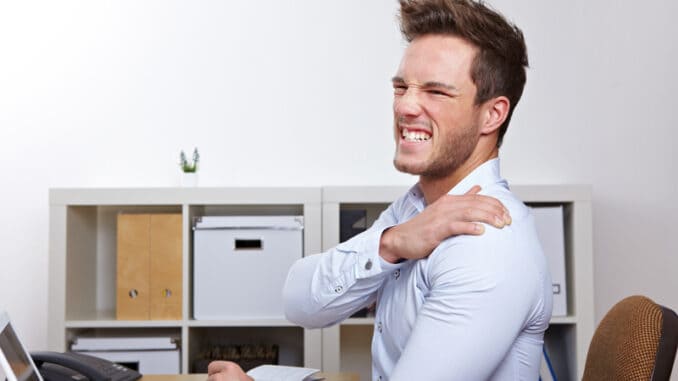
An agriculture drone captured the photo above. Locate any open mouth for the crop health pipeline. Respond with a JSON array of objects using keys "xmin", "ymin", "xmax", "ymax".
[{"xmin": 401, "ymin": 128, "xmax": 432, "ymax": 142}]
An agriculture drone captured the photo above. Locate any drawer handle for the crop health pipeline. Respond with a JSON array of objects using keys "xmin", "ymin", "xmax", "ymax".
[{"xmin": 234, "ymin": 238, "xmax": 263, "ymax": 250}]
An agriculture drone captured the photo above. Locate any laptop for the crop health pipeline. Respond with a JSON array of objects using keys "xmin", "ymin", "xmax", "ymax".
[{"xmin": 0, "ymin": 311, "xmax": 43, "ymax": 381}]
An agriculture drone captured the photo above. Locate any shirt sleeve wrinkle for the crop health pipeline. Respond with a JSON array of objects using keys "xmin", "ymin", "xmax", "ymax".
[{"xmin": 284, "ymin": 196, "xmax": 410, "ymax": 328}]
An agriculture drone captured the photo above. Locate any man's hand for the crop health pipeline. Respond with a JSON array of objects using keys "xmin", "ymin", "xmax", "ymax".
[
  {"xmin": 379, "ymin": 185, "xmax": 511, "ymax": 263},
  {"xmin": 207, "ymin": 361, "xmax": 253, "ymax": 381}
]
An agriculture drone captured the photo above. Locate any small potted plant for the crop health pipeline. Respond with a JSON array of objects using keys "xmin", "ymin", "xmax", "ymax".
[{"xmin": 179, "ymin": 148, "xmax": 200, "ymax": 186}]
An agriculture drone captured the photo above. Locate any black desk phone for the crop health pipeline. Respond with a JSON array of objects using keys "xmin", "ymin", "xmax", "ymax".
[{"xmin": 30, "ymin": 351, "xmax": 142, "ymax": 381}]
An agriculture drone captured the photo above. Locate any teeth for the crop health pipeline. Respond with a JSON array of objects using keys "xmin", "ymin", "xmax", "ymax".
[{"xmin": 401, "ymin": 129, "xmax": 431, "ymax": 142}]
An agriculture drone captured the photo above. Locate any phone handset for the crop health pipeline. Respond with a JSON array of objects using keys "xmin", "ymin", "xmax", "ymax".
[{"xmin": 31, "ymin": 351, "xmax": 112, "ymax": 381}]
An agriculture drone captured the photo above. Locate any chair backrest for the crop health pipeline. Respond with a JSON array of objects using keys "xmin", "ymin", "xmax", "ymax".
[{"xmin": 582, "ymin": 295, "xmax": 678, "ymax": 381}]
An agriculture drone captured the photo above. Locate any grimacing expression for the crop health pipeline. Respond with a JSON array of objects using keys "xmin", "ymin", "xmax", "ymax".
[{"xmin": 392, "ymin": 34, "xmax": 483, "ymax": 179}]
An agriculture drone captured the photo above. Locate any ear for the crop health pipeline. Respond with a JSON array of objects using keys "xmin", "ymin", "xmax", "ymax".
[{"xmin": 479, "ymin": 96, "xmax": 510, "ymax": 135}]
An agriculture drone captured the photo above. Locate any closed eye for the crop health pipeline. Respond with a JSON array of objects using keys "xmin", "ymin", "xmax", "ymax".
[
  {"xmin": 393, "ymin": 85, "xmax": 407, "ymax": 95},
  {"xmin": 427, "ymin": 89, "xmax": 451, "ymax": 97}
]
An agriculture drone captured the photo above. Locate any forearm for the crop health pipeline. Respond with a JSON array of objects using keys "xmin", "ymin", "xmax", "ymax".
[
  {"xmin": 378, "ymin": 227, "xmax": 402, "ymax": 264},
  {"xmin": 283, "ymin": 225, "xmax": 401, "ymax": 328}
]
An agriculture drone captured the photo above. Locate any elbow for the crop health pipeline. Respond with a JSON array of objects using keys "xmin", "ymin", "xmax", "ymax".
[
  {"xmin": 282, "ymin": 256, "xmax": 330, "ymax": 329},
  {"xmin": 283, "ymin": 282, "xmax": 329, "ymax": 329},
  {"xmin": 283, "ymin": 303, "xmax": 328, "ymax": 329}
]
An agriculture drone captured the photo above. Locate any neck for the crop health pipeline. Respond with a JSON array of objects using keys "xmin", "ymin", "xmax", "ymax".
[{"xmin": 420, "ymin": 147, "xmax": 499, "ymax": 205}]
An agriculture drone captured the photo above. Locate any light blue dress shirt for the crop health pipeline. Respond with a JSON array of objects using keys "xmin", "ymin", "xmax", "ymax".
[{"xmin": 283, "ymin": 159, "xmax": 552, "ymax": 380}]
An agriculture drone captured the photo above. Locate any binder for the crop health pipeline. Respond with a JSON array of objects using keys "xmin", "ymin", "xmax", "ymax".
[
  {"xmin": 530, "ymin": 206, "xmax": 568, "ymax": 316},
  {"xmin": 116, "ymin": 213, "xmax": 182, "ymax": 320},
  {"xmin": 117, "ymin": 214, "xmax": 151, "ymax": 320},
  {"xmin": 149, "ymin": 214, "xmax": 183, "ymax": 320}
]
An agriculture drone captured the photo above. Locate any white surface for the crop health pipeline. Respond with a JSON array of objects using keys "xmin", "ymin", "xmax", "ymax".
[
  {"xmin": 246, "ymin": 365, "xmax": 319, "ymax": 381},
  {"xmin": 77, "ymin": 350, "xmax": 180, "ymax": 374},
  {"xmin": 531, "ymin": 206, "xmax": 568, "ymax": 316},
  {"xmin": 0, "ymin": 4, "xmax": 677, "ymax": 380},
  {"xmin": 71, "ymin": 337, "xmax": 177, "ymax": 351},
  {"xmin": 194, "ymin": 216, "xmax": 304, "ymax": 230}
]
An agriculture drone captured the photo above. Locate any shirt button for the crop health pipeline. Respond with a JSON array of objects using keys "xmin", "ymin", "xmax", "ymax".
[
  {"xmin": 365, "ymin": 259, "xmax": 373, "ymax": 270},
  {"xmin": 377, "ymin": 321, "xmax": 383, "ymax": 333},
  {"xmin": 334, "ymin": 285, "xmax": 343, "ymax": 293},
  {"xmin": 394, "ymin": 269, "xmax": 400, "ymax": 279},
  {"xmin": 377, "ymin": 376, "xmax": 382, "ymax": 381}
]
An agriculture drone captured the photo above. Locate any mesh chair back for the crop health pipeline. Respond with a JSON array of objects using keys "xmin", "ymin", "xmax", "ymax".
[{"xmin": 582, "ymin": 295, "xmax": 678, "ymax": 381}]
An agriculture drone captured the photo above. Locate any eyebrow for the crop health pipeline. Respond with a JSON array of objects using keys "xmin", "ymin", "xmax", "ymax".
[{"xmin": 391, "ymin": 76, "xmax": 458, "ymax": 92}]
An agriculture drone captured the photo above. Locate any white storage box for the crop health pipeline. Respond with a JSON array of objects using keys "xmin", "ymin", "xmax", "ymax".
[
  {"xmin": 71, "ymin": 337, "xmax": 180, "ymax": 374},
  {"xmin": 193, "ymin": 216, "xmax": 304, "ymax": 320}
]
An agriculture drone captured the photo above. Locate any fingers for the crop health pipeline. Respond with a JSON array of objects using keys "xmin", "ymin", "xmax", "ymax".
[
  {"xmin": 208, "ymin": 361, "xmax": 237, "ymax": 375},
  {"xmin": 456, "ymin": 207, "xmax": 505, "ymax": 230},
  {"xmin": 207, "ymin": 361, "xmax": 252, "ymax": 381},
  {"xmin": 465, "ymin": 185, "xmax": 482, "ymax": 195},
  {"xmin": 442, "ymin": 193, "xmax": 511, "ymax": 226},
  {"xmin": 448, "ymin": 221, "xmax": 485, "ymax": 236},
  {"xmin": 207, "ymin": 361, "xmax": 224, "ymax": 375}
]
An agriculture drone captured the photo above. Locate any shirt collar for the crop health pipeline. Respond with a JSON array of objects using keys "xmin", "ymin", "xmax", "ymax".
[
  {"xmin": 405, "ymin": 158, "xmax": 504, "ymax": 210},
  {"xmin": 448, "ymin": 158, "xmax": 503, "ymax": 196}
]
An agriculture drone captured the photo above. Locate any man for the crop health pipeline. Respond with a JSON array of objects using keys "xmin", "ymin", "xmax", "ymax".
[{"xmin": 209, "ymin": 0, "xmax": 551, "ymax": 380}]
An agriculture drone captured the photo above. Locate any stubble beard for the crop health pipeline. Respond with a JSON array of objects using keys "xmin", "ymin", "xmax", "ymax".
[{"xmin": 393, "ymin": 125, "xmax": 478, "ymax": 180}]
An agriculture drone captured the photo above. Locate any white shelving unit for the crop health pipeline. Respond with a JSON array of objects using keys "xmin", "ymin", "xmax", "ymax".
[
  {"xmin": 48, "ymin": 187, "xmax": 323, "ymax": 374},
  {"xmin": 49, "ymin": 185, "xmax": 593, "ymax": 380},
  {"xmin": 320, "ymin": 185, "xmax": 594, "ymax": 381}
]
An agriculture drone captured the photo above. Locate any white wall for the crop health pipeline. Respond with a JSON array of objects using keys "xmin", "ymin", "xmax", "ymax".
[{"xmin": 1, "ymin": 0, "xmax": 677, "ymax": 367}]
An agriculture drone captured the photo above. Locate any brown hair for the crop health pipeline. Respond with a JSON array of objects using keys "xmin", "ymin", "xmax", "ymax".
[{"xmin": 399, "ymin": 0, "xmax": 528, "ymax": 147}]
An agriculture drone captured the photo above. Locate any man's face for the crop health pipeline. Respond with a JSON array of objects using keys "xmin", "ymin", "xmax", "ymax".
[{"xmin": 392, "ymin": 34, "xmax": 482, "ymax": 179}]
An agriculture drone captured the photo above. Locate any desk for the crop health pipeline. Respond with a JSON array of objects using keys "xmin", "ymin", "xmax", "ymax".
[{"xmin": 140, "ymin": 373, "xmax": 359, "ymax": 381}]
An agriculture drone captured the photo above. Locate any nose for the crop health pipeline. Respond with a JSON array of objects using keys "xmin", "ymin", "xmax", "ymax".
[{"xmin": 394, "ymin": 88, "xmax": 423, "ymax": 117}]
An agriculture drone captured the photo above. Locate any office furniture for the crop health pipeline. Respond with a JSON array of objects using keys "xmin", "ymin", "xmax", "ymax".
[
  {"xmin": 49, "ymin": 188, "xmax": 322, "ymax": 373},
  {"xmin": 582, "ymin": 295, "xmax": 678, "ymax": 381},
  {"xmin": 48, "ymin": 186, "xmax": 592, "ymax": 379}
]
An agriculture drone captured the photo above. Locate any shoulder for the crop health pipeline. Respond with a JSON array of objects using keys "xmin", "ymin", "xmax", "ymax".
[
  {"xmin": 417, "ymin": 183, "xmax": 552, "ymax": 328},
  {"xmin": 425, "ymin": 185, "xmax": 545, "ymax": 289},
  {"xmin": 484, "ymin": 184, "xmax": 531, "ymax": 223}
]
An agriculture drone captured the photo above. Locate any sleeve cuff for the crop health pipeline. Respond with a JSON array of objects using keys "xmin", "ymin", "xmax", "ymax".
[{"xmin": 348, "ymin": 224, "xmax": 406, "ymax": 279}]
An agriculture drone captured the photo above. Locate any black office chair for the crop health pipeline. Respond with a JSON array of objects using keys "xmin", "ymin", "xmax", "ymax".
[{"xmin": 582, "ymin": 295, "xmax": 678, "ymax": 381}]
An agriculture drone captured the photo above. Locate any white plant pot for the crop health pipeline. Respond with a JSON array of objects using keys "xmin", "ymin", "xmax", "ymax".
[{"xmin": 181, "ymin": 172, "xmax": 198, "ymax": 187}]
